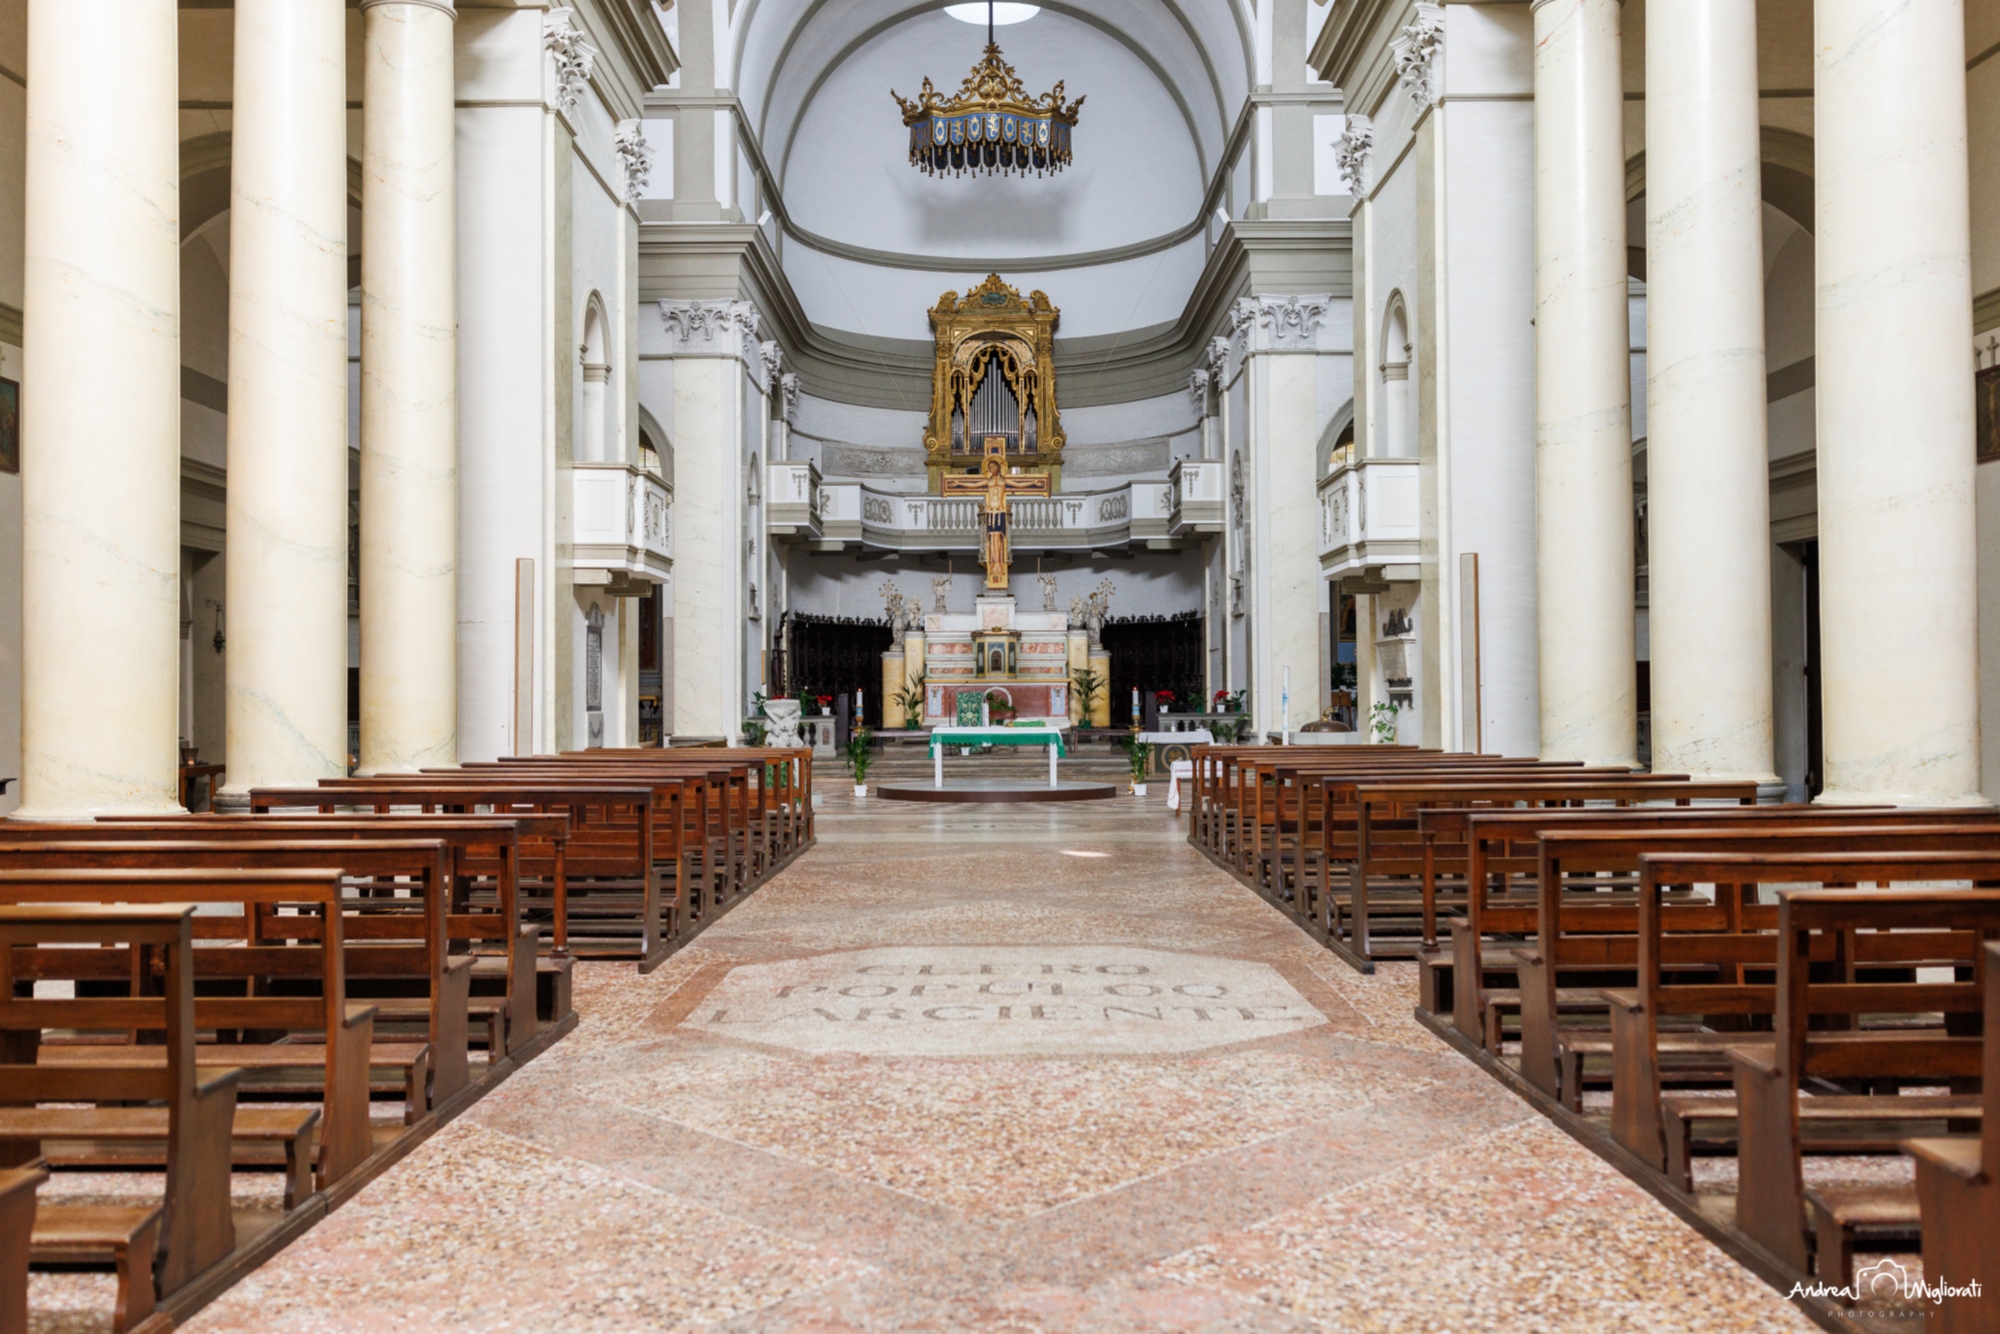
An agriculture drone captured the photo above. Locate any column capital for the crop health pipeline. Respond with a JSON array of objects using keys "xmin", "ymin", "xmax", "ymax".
[
  {"xmin": 1390, "ymin": 3, "xmax": 1444, "ymax": 108},
  {"xmin": 359, "ymin": 0, "xmax": 456, "ymax": 16},
  {"xmin": 1231, "ymin": 295, "xmax": 1335, "ymax": 354},
  {"xmin": 658, "ymin": 299, "xmax": 761, "ymax": 364}
]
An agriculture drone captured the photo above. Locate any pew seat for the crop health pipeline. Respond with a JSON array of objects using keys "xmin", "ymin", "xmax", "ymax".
[
  {"xmin": 1802, "ymin": 1183, "xmax": 1926, "ymax": 1299},
  {"xmin": 35, "ymin": 1040, "xmax": 431, "ymax": 1125},
  {"xmin": 29, "ymin": 1204, "xmax": 162, "ymax": 1333},
  {"xmin": 1660, "ymin": 1094, "xmax": 1981, "ymax": 1194},
  {"xmin": 0, "ymin": 1165, "xmax": 44, "ymax": 1334},
  {"xmin": 0, "ymin": 1106, "xmax": 322, "ymax": 1210}
]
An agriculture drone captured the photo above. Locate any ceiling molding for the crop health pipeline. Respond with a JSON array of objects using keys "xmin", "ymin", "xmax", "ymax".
[{"xmin": 639, "ymin": 215, "xmax": 1350, "ymax": 410}]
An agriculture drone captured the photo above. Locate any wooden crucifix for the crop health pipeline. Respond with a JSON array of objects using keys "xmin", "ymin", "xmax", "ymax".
[{"xmin": 941, "ymin": 436, "xmax": 1052, "ymax": 591}]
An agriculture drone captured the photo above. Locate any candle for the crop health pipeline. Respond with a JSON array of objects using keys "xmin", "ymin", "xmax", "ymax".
[{"xmin": 1131, "ymin": 687, "xmax": 1140, "ymax": 723}]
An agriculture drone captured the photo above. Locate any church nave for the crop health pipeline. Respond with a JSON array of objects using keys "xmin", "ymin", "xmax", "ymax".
[{"xmin": 151, "ymin": 798, "xmax": 1813, "ymax": 1334}]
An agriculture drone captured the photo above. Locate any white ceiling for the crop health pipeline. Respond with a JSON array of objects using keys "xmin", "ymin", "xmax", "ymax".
[{"xmin": 734, "ymin": 0, "xmax": 1252, "ymax": 262}]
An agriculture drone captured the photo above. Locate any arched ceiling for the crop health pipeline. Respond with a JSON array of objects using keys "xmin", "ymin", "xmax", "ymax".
[{"xmin": 731, "ymin": 0, "xmax": 1253, "ymax": 269}]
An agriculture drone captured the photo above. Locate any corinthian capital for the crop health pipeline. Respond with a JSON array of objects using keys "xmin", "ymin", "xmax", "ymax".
[{"xmin": 1391, "ymin": 3, "xmax": 1445, "ymax": 109}]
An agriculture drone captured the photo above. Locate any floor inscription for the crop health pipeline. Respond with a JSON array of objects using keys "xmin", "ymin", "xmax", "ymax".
[{"xmin": 686, "ymin": 946, "xmax": 1326, "ymax": 1056}]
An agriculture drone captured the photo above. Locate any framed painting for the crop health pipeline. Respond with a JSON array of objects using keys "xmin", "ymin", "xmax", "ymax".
[{"xmin": 0, "ymin": 376, "xmax": 18, "ymax": 474}]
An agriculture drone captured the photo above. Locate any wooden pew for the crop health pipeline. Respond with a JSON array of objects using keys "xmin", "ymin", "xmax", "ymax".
[
  {"xmin": 1899, "ymin": 939, "xmax": 2000, "ymax": 1333},
  {"xmin": 0, "ymin": 1164, "xmax": 44, "ymax": 1334},
  {"xmin": 0, "ymin": 905, "xmax": 236, "ymax": 1319},
  {"xmin": 0, "ymin": 838, "xmax": 466, "ymax": 1109},
  {"xmin": 1725, "ymin": 878, "xmax": 2000, "ymax": 1275},
  {"xmin": 1442, "ymin": 805, "xmax": 1921, "ymax": 1034},
  {"xmin": 1326, "ymin": 775, "xmax": 1745, "ymax": 972},
  {"xmin": 547, "ymin": 746, "xmax": 814, "ymax": 871},
  {"xmin": 1426, "ymin": 804, "xmax": 1913, "ymax": 1023},
  {"xmin": 0, "ymin": 870, "xmax": 384, "ymax": 1191},
  {"xmin": 446, "ymin": 762, "xmax": 737, "ymax": 920},
  {"xmin": 1591, "ymin": 839, "xmax": 2000, "ymax": 1175},
  {"xmin": 254, "ymin": 782, "xmax": 672, "ymax": 971},
  {"xmin": 1252, "ymin": 754, "xmax": 1563, "ymax": 919},
  {"xmin": 1510, "ymin": 819, "xmax": 2000, "ymax": 1107},
  {"xmin": 91, "ymin": 813, "xmax": 562, "ymax": 1047}
]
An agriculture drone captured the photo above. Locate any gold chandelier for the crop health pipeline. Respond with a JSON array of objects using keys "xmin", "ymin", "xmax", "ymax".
[{"xmin": 891, "ymin": 5, "xmax": 1083, "ymax": 179}]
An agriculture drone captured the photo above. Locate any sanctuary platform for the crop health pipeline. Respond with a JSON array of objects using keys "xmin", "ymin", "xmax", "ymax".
[{"xmin": 875, "ymin": 777, "xmax": 1115, "ymax": 803}]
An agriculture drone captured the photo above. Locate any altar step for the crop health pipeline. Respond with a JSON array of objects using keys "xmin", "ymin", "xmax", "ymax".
[{"xmin": 866, "ymin": 750, "xmax": 1129, "ymax": 783}]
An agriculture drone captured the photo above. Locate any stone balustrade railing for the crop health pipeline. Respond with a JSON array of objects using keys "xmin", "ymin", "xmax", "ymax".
[
  {"xmin": 572, "ymin": 462, "xmax": 672, "ymax": 590},
  {"xmin": 1317, "ymin": 456, "xmax": 1418, "ymax": 579},
  {"xmin": 777, "ymin": 467, "xmax": 1205, "ymax": 554}
]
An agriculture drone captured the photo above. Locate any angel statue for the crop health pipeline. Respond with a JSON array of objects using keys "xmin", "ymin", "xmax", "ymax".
[
  {"xmin": 879, "ymin": 581, "xmax": 910, "ymax": 645},
  {"xmin": 1082, "ymin": 578, "xmax": 1115, "ymax": 650},
  {"xmin": 1038, "ymin": 573, "xmax": 1059, "ymax": 613},
  {"xmin": 931, "ymin": 572, "xmax": 953, "ymax": 613}
]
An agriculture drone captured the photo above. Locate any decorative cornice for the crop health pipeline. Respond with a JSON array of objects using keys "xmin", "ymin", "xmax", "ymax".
[
  {"xmin": 1390, "ymin": 3, "xmax": 1445, "ymax": 109},
  {"xmin": 612, "ymin": 119, "xmax": 653, "ymax": 204},
  {"xmin": 640, "ymin": 216, "xmax": 1350, "ymax": 409},
  {"xmin": 544, "ymin": 7, "xmax": 597, "ymax": 114},
  {"xmin": 1333, "ymin": 115, "xmax": 1373, "ymax": 196}
]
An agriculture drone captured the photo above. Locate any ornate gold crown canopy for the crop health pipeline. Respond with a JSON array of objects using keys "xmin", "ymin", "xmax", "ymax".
[{"xmin": 891, "ymin": 21, "xmax": 1083, "ymax": 179}]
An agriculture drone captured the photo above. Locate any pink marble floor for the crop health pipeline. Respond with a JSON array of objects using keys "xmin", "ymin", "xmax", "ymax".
[{"xmin": 162, "ymin": 790, "xmax": 1818, "ymax": 1333}]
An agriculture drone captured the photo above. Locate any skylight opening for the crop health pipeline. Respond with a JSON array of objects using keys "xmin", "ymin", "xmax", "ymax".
[{"xmin": 944, "ymin": 3, "xmax": 1040, "ymax": 25}]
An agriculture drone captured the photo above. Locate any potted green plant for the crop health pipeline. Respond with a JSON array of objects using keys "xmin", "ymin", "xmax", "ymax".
[
  {"xmin": 1370, "ymin": 700, "xmax": 1401, "ymax": 745},
  {"xmin": 1117, "ymin": 731, "xmax": 1153, "ymax": 795},
  {"xmin": 985, "ymin": 690, "xmax": 1017, "ymax": 725},
  {"xmin": 1070, "ymin": 665, "xmax": 1107, "ymax": 726},
  {"xmin": 845, "ymin": 726, "xmax": 874, "ymax": 796},
  {"xmin": 892, "ymin": 671, "xmax": 927, "ymax": 730}
]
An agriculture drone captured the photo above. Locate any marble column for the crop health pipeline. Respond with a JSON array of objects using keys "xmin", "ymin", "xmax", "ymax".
[
  {"xmin": 358, "ymin": 0, "xmax": 459, "ymax": 774},
  {"xmin": 662, "ymin": 301, "xmax": 754, "ymax": 739},
  {"xmin": 1815, "ymin": 0, "xmax": 1979, "ymax": 803},
  {"xmin": 1531, "ymin": 0, "xmax": 1636, "ymax": 767},
  {"xmin": 1643, "ymin": 0, "xmax": 1776, "ymax": 785},
  {"xmin": 221, "ymin": 0, "xmax": 352, "ymax": 797},
  {"xmin": 15, "ymin": 0, "xmax": 183, "ymax": 818}
]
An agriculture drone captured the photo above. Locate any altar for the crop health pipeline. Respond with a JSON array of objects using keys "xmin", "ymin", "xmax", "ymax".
[{"xmin": 873, "ymin": 277, "xmax": 1115, "ymax": 732}]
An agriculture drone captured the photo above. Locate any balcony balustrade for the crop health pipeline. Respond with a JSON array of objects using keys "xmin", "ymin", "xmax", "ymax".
[
  {"xmin": 1318, "ymin": 456, "xmax": 1418, "ymax": 578},
  {"xmin": 572, "ymin": 462, "xmax": 671, "ymax": 590}
]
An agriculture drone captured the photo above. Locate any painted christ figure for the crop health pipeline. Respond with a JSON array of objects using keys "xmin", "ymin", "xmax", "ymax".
[{"xmin": 940, "ymin": 436, "xmax": 1053, "ymax": 593}]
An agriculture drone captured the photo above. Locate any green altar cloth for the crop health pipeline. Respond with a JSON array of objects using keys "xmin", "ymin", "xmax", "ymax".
[{"xmin": 927, "ymin": 726, "xmax": 1068, "ymax": 758}]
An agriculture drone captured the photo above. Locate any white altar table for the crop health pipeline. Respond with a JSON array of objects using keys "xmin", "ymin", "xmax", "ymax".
[{"xmin": 926, "ymin": 726, "xmax": 1069, "ymax": 787}]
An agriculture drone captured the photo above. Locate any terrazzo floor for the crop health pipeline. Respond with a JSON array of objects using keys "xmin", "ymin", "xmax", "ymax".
[{"xmin": 153, "ymin": 791, "xmax": 1825, "ymax": 1333}]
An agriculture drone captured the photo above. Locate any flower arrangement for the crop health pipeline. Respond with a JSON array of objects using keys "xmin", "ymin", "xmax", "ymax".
[
  {"xmin": 1153, "ymin": 689, "xmax": 1177, "ymax": 711},
  {"xmin": 816, "ymin": 693, "xmax": 834, "ymax": 714},
  {"xmin": 985, "ymin": 690, "xmax": 1017, "ymax": 724}
]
